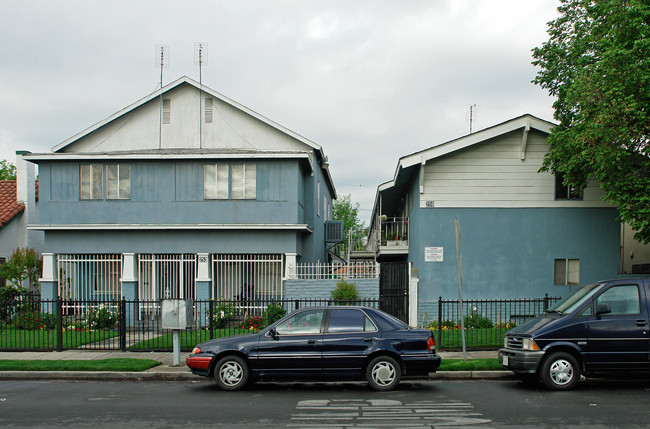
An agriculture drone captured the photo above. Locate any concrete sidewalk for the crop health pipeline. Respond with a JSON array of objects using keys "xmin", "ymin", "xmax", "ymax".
[{"xmin": 0, "ymin": 349, "xmax": 508, "ymax": 382}]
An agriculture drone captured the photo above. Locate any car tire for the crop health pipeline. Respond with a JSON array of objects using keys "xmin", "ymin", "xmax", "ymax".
[
  {"xmin": 214, "ymin": 355, "xmax": 249, "ymax": 391},
  {"xmin": 366, "ymin": 356, "xmax": 401, "ymax": 391},
  {"xmin": 540, "ymin": 352, "xmax": 580, "ymax": 391}
]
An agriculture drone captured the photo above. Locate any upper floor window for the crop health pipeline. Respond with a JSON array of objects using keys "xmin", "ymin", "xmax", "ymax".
[
  {"xmin": 162, "ymin": 99, "xmax": 171, "ymax": 124},
  {"xmin": 80, "ymin": 164, "xmax": 130, "ymax": 200},
  {"xmin": 205, "ymin": 98, "xmax": 213, "ymax": 123},
  {"xmin": 555, "ymin": 173, "xmax": 582, "ymax": 200},
  {"xmin": 204, "ymin": 164, "xmax": 229, "ymax": 199},
  {"xmin": 106, "ymin": 164, "xmax": 131, "ymax": 200},
  {"xmin": 80, "ymin": 164, "xmax": 103, "ymax": 200},
  {"xmin": 232, "ymin": 164, "xmax": 256, "ymax": 199},
  {"xmin": 204, "ymin": 163, "xmax": 256, "ymax": 200}
]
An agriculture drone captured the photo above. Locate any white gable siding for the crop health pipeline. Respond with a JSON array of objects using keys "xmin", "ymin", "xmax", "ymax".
[
  {"xmin": 420, "ymin": 130, "xmax": 610, "ymax": 208},
  {"xmin": 61, "ymin": 84, "xmax": 308, "ymax": 154}
]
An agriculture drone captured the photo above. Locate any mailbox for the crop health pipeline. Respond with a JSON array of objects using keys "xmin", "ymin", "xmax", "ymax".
[{"xmin": 161, "ymin": 299, "xmax": 193, "ymax": 329}]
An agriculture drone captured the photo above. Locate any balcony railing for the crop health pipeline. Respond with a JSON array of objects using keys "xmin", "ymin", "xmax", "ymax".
[{"xmin": 377, "ymin": 217, "xmax": 409, "ymax": 249}]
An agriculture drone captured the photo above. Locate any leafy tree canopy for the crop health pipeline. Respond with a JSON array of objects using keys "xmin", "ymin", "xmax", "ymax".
[
  {"xmin": 0, "ymin": 247, "xmax": 42, "ymax": 292},
  {"xmin": 333, "ymin": 194, "xmax": 367, "ymax": 240},
  {"xmin": 533, "ymin": 0, "xmax": 650, "ymax": 242},
  {"xmin": 0, "ymin": 160, "xmax": 16, "ymax": 180}
]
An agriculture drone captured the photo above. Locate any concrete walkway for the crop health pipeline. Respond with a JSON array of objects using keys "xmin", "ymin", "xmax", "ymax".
[{"xmin": 0, "ymin": 349, "xmax": 507, "ymax": 382}]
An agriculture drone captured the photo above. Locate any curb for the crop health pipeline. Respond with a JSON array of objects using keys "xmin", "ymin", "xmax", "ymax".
[
  {"xmin": 0, "ymin": 370, "xmax": 513, "ymax": 382},
  {"xmin": 0, "ymin": 371, "xmax": 203, "ymax": 382}
]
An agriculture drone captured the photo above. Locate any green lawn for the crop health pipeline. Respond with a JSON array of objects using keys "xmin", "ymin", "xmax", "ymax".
[
  {"xmin": 0, "ymin": 329, "xmax": 121, "ymax": 349},
  {"xmin": 435, "ymin": 328, "xmax": 508, "ymax": 350},
  {"xmin": 128, "ymin": 328, "xmax": 253, "ymax": 351},
  {"xmin": 0, "ymin": 358, "xmax": 160, "ymax": 372},
  {"xmin": 438, "ymin": 358, "xmax": 502, "ymax": 371}
]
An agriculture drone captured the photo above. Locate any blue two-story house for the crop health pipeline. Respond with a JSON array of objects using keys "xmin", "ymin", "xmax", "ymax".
[
  {"xmin": 25, "ymin": 76, "xmax": 337, "ymax": 309},
  {"xmin": 368, "ymin": 114, "xmax": 622, "ymax": 324}
]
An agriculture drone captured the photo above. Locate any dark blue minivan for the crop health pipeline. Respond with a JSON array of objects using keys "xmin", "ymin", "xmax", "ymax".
[{"xmin": 499, "ymin": 279, "xmax": 650, "ymax": 390}]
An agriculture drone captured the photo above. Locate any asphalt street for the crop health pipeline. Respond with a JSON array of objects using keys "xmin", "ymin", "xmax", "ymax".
[{"xmin": 2, "ymin": 378, "xmax": 650, "ymax": 428}]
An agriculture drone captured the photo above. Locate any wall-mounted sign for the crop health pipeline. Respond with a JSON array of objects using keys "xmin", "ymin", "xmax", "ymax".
[{"xmin": 425, "ymin": 247, "xmax": 443, "ymax": 262}]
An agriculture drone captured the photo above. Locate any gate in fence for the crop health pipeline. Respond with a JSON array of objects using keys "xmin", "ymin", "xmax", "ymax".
[{"xmin": 379, "ymin": 262, "xmax": 409, "ymax": 323}]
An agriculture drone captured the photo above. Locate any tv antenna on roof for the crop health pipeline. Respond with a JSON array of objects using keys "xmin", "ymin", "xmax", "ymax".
[
  {"xmin": 467, "ymin": 104, "xmax": 477, "ymax": 134},
  {"xmin": 155, "ymin": 45, "xmax": 170, "ymax": 149},
  {"xmin": 195, "ymin": 42, "xmax": 208, "ymax": 148}
]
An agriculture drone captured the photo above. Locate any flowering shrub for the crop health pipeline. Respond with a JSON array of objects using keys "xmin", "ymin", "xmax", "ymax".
[
  {"xmin": 86, "ymin": 304, "xmax": 119, "ymax": 330},
  {"xmin": 463, "ymin": 309, "xmax": 493, "ymax": 329},
  {"xmin": 11, "ymin": 311, "xmax": 57, "ymax": 330},
  {"xmin": 495, "ymin": 321, "xmax": 517, "ymax": 329},
  {"xmin": 65, "ymin": 319, "xmax": 88, "ymax": 332},
  {"xmin": 237, "ymin": 316, "xmax": 263, "ymax": 331},
  {"xmin": 212, "ymin": 300, "xmax": 237, "ymax": 328},
  {"xmin": 426, "ymin": 320, "xmax": 459, "ymax": 331}
]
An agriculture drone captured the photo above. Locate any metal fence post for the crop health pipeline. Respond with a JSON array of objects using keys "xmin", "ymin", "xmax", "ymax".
[
  {"xmin": 56, "ymin": 297, "xmax": 63, "ymax": 352},
  {"xmin": 543, "ymin": 294, "xmax": 549, "ymax": 312},
  {"xmin": 209, "ymin": 299, "xmax": 214, "ymax": 340},
  {"xmin": 437, "ymin": 296, "xmax": 442, "ymax": 350},
  {"xmin": 119, "ymin": 298, "xmax": 127, "ymax": 352}
]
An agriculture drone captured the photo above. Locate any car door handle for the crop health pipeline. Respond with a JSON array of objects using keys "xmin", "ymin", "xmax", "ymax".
[
  {"xmin": 635, "ymin": 320, "xmax": 647, "ymax": 327},
  {"xmin": 364, "ymin": 338, "xmax": 374, "ymax": 342},
  {"xmin": 307, "ymin": 339, "xmax": 318, "ymax": 344}
]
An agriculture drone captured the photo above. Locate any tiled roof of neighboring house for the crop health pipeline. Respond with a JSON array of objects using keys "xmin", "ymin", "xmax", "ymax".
[{"xmin": 0, "ymin": 180, "xmax": 24, "ymax": 227}]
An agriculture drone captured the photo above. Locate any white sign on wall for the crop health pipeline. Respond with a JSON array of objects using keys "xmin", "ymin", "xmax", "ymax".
[{"xmin": 425, "ymin": 247, "xmax": 444, "ymax": 262}]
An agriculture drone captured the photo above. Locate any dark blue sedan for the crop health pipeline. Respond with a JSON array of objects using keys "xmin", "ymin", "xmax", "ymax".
[{"xmin": 186, "ymin": 306, "xmax": 441, "ymax": 390}]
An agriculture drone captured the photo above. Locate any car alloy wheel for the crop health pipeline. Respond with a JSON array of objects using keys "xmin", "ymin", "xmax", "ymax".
[
  {"xmin": 541, "ymin": 352, "xmax": 579, "ymax": 391},
  {"xmin": 367, "ymin": 356, "xmax": 401, "ymax": 391},
  {"xmin": 215, "ymin": 355, "xmax": 249, "ymax": 391}
]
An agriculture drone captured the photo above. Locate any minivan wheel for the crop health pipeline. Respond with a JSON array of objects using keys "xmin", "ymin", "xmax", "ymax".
[
  {"xmin": 366, "ymin": 356, "xmax": 401, "ymax": 391},
  {"xmin": 214, "ymin": 355, "xmax": 249, "ymax": 391},
  {"xmin": 540, "ymin": 352, "xmax": 579, "ymax": 391}
]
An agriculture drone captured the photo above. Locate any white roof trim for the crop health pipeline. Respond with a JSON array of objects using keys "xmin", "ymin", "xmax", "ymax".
[
  {"xmin": 52, "ymin": 76, "xmax": 325, "ymax": 157},
  {"xmin": 28, "ymin": 223, "xmax": 314, "ymax": 232},
  {"xmin": 23, "ymin": 151, "xmax": 312, "ymax": 162}
]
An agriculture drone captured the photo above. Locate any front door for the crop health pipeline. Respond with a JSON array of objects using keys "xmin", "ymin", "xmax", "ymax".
[
  {"xmin": 379, "ymin": 262, "xmax": 409, "ymax": 323},
  {"xmin": 586, "ymin": 282, "xmax": 650, "ymax": 370}
]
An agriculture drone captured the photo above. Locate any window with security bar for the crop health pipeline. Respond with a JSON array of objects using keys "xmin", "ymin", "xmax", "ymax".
[{"xmin": 212, "ymin": 254, "xmax": 284, "ymax": 303}]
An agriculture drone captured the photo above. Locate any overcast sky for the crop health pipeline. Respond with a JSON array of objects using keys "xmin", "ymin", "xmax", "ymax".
[{"xmin": 0, "ymin": 0, "xmax": 559, "ymax": 222}]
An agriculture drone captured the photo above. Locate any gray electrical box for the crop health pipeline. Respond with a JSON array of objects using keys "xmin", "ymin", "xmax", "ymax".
[{"xmin": 161, "ymin": 299, "xmax": 193, "ymax": 329}]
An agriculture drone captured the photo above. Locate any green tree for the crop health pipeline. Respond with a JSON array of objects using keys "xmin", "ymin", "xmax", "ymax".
[
  {"xmin": 0, "ymin": 160, "xmax": 16, "ymax": 180},
  {"xmin": 532, "ymin": 0, "xmax": 650, "ymax": 242},
  {"xmin": 333, "ymin": 194, "xmax": 367, "ymax": 245},
  {"xmin": 0, "ymin": 247, "xmax": 42, "ymax": 292}
]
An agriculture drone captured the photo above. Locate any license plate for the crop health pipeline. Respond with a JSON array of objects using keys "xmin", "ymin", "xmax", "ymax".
[{"xmin": 502, "ymin": 356, "xmax": 509, "ymax": 366}]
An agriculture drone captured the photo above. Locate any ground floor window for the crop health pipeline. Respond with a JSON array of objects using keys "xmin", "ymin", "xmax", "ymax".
[
  {"xmin": 554, "ymin": 258, "xmax": 580, "ymax": 285},
  {"xmin": 212, "ymin": 254, "xmax": 284, "ymax": 302}
]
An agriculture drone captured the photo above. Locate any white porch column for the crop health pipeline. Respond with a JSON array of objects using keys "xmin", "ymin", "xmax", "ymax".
[
  {"xmin": 195, "ymin": 253, "xmax": 212, "ymax": 301},
  {"xmin": 39, "ymin": 253, "xmax": 58, "ymax": 301},
  {"xmin": 121, "ymin": 253, "xmax": 137, "ymax": 283},
  {"xmin": 284, "ymin": 253, "xmax": 297, "ymax": 280},
  {"xmin": 408, "ymin": 263, "xmax": 419, "ymax": 327}
]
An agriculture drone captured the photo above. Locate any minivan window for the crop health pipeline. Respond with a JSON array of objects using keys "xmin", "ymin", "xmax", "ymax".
[
  {"xmin": 549, "ymin": 282, "xmax": 602, "ymax": 314},
  {"xmin": 595, "ymin": 285, "xmax": 640, "ymax": 315}
]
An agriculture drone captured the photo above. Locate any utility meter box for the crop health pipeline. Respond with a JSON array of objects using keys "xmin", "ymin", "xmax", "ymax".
[{"xmin": 161, "ymin": 299, "xmax": 193, "ymax": 329}]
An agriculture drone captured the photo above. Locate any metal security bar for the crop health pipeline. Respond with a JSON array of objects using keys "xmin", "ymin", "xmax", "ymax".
[
  {"xmin": 138, "ymin": 254, "xmax": 196, "ymax": 319},
  {"xmin": 212, "ymin": 254, "xmax": 284, "ymax": 315},
  {"xmin": 57, "ymin": 254, "xmax": 122, "ymax": 314},
  {"xmin": 295, "ymin": 262, "xmax": 379, "ymax": 279}
]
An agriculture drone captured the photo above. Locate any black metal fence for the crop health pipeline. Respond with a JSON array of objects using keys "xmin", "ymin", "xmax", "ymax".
[
  {"xmin": 429, "ymin": 295, "xmax": 561, "ymax": 350},
  {"xmin": 0, "ymin": 296, "xmax": 379, "ymax": 352}
]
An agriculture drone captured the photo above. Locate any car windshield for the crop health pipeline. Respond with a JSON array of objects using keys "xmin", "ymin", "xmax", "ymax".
[{"xmin": 548, "ymin": 282, "xmax": 603, "ymax": 314}]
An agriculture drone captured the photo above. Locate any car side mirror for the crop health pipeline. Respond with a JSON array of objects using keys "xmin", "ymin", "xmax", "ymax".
[
  {"xmin": 268, "ymin": 328, "xmax": 279, "ymax": 340},
  {"xmin": 596, "ymin": 303, "xmax": 611, "ymax": 316}
]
